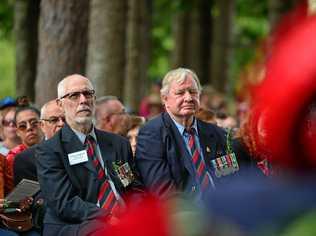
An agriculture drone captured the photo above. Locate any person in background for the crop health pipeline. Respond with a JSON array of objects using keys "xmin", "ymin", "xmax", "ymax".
[
  {"xmin": 195, "ymin": 108, "xmax": 217, "ymax": 125},
  {"xmin": 146, "ymin": 93, "xmax": 164, "ymax": 120},
  {"xmin": 126, "ymin": 115, "xmax": 146, "ymax": 157},
  {"xmin": 0, "ymin": 97, "xmax": 17, "ymax": 141},
  {"xmin": 13, "ymin": 100, "xmax": 65, "ymax": 185},
  {"xmin": 0, "ymin": 107, "xmax": 21, "ymax": 159},
  {"xmin": 95, "ymin": 96, "xmax": 130, "ymax": 136},
  {"xmin": 5, "ymin": 107, "xmax": 43, "ymax": 194},
  {"xmin": 139, "ymin": 80, "xmax": 161, "ymax": 119}
]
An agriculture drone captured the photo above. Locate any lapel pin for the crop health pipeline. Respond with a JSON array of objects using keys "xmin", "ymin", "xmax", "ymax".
[{"xmin": 206, "ymin": 146, "xmax": 211, "ymax": 153}]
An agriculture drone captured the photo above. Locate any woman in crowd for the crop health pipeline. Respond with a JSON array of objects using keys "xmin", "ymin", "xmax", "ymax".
[{"xmin": 126, "ymin": 115, "xmax": 146, "ymax": 157}]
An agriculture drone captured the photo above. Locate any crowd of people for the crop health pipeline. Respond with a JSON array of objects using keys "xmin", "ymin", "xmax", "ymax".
[
  {"xmin": 0, "ymin": 68, "xmax": 258, "ymax": 235},
  {"xmin": 0, "ymin": 61, "xmax": 314, "ymax": 235}
]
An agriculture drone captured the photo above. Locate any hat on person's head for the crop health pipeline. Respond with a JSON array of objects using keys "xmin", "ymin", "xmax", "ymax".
[{"xmin": 0, "ymin": 96, "xmax": 16, "ymax": 110}]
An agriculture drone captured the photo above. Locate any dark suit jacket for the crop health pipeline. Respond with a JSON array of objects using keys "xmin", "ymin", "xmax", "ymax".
[
  {"xmin": 36, "ymin": 124, "xmax": 144, "ymax": 235},
  {"xmin": 13, "ymin": 145, "xmax": 38, "ymax": 186},
  {"xmin": 135, "ymin": 112, "xmax": 257, "ymax": 200}
]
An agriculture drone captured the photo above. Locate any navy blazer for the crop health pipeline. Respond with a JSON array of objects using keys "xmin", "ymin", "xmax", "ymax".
[
  {"xmin": 135, "ymin": 112, "xmax": 256, "ymax": 200},
  {"xmin": 36, "ymin": 123, "xmax": 144, "ymax": 234}
]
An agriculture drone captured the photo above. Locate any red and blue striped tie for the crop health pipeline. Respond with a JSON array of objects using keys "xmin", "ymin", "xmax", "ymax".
[
  {"xmin": 187, "ymin": 128, "xmax": 211, "ymax": 190},
  {"xmin": 85, "ymin": 135, "xmax": 120, "ymax": 213}
]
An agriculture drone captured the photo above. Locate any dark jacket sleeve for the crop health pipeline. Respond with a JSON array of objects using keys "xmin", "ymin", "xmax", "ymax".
[
  {"xmin": 135, "ymin": 122, "xmax": 177, "ymax": 199},
  {"xmin": 36, "ymin": 142, "xmax": 109, "ymax": 223}
]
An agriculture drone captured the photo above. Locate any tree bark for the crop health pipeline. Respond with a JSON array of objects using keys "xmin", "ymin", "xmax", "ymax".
[
  {"xmin": 124, "ymin": 0, "xmax": 142, "ymax": 113},
  {"xmin": 86, "ymin": 0, "xmax": 127, "ymax": 99},
  {"xmin": 35, "ymin": 0, "xmax": 89, "ymax": 106},
  {"xmin": 171, "ymin": 0, "xmax": 212, "ymax": 85},
  {"xmin": 210, "ymin": 0, "xmax": 235, "ymax": 92},
  {"xmin": 14, "ymin": 0, "xmax": 40, "ymax": 102}
]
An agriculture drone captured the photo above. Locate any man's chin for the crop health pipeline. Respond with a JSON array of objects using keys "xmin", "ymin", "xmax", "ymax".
[{"xmin": 75, "ymin": 116, "xmax": 93, "ymax": 125}]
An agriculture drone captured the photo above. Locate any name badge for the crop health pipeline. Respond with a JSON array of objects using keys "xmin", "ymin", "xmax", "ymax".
[{"xmin": 68, "ymin": 150, "xmax": 88, "ymax": 166}]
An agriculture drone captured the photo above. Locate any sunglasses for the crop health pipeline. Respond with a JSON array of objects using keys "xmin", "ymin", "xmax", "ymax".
[
  {"xmin": 41, "ymin": 116, "xmax": 65, "ymax": 124},
  {"xmin": 59, "ymin": 90, "xmax": 95, "ymax": 101},
  {"xmin": 2, "ymin": 119, "xmax": 16, "ymax": 127},
  {"xmin": 17, "ymin": 119, "xmax": 39, "ymax": 131}
]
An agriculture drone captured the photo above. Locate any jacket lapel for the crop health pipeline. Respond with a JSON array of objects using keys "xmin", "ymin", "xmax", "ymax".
[
  {"xmin": 197, "ymin": 120, "xmax": 219, "ymax": 171},
  {"xmin": 61, "ymin": 124, "xmax": 96, "ymax": 174},
  {"xmin": 95, "ymin": 129, "xmax": 124, "ymax": 192},
  {"xmin": 163, "ymin": 113, "xmax": 195, "ymax": 177}
]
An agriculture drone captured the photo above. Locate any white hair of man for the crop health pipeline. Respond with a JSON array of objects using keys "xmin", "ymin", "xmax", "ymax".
[
  {"xmin": 160, "ymin": 68, "xmax": 202, "ymax": 97},
  {"xmin": 40, "ymin": 100, "xmax": 58, "ymax": 119},
  {"xmin": 57, "ymin": 74, "xmax": 94, "ymax": 98}
]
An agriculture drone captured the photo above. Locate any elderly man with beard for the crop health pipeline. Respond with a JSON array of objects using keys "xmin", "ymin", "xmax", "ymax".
[{"xmin": 36, "ymin": 74, "xmax": 144, "ymax": 236}]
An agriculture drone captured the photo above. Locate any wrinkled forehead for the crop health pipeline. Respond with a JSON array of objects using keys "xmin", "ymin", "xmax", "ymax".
[{"xmin": 63, "ymin": 76, "xmax": 94, "ymax": 94}]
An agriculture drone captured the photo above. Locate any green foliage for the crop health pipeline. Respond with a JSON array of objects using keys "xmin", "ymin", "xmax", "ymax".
[
  {"xmin": 232, "ymin": 0, "xmax": 269, "ymax": 79},
  {"xmin": 0, "ymin": 39, "xmax": 15, "ymax": 97},
  {"xmin": 0, "ymin": 0, "xmax": 14, "ymax": 39}
]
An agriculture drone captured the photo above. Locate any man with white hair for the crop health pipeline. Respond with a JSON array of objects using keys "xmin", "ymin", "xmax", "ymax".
[
  {"xmin": 36, "ymin": 74, "xmax": 143, "ymax": 236},
  {"xmin": 136, "ymin": 68, "xmax": 255, "ymax": 200}
]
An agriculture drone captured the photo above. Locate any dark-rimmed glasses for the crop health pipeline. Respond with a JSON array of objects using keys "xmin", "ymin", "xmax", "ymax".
[
  {"xmin": 17, "ymin": 119, "xmax": 39, "ymax": 131},
  {"xmin": 59, "ymin": 90, "xmax": 95, "ymax": 101},
  {"xmin": 41, "ymin": 116, "xmax": 65, "ymax": 124}
]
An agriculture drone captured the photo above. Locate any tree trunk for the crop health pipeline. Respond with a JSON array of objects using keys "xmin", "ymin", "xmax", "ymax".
[
  {"xmin": 171, "ymin": 9, "xmax": 190, "ymax": 68},
  {"xmin": 86, "ymin": 0, "xmax": 127, "ymax": 99},
  {"xmin": 14, "ymin": 0, "xmax": 40, "ymax": 102},
  {"xmin": 35, "ymin": 0, "xmax": 89, "ymax": 106},
  {"xmin": 124, "ymin": 0, "xmax": 142, "ymax": 113},
  {"xmin": 210, "ymin": 0, "xmax": 235, "ymax": 92},
  {"xmin": 171, "ymin": 0, "xmax": 212, "ymax": 85}
]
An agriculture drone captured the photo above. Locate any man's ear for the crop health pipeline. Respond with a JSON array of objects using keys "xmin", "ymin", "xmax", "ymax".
[{"xmin": 56, "ymin": 98, "xmax": 62, "ymax": 107}]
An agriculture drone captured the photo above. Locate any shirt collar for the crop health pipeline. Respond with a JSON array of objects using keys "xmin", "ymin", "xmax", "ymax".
[
  {"xmin": 171, "ymin": 117, "xmax": 198, "ymax": 136},
  {"xmin": 71, "ymin": 126, "xmax": 97, "ymax": 144}
]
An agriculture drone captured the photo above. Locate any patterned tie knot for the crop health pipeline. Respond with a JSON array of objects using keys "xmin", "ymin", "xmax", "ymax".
[
  {"xmin": 85, "ymin": 135, "xmax": 96, "ymax": 158},
  {"xmin": 186, "ymin": 127, "xmax": 196, "ymax": 136}
]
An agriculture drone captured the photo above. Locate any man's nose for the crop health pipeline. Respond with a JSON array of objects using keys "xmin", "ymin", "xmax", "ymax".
[
  {"xmin": 78, "ymin": 93, "xmax": 88, "ymax": 103},
  {"xmin": 184, "ymin": 91, "xmax": 193, "ymax": 101}
]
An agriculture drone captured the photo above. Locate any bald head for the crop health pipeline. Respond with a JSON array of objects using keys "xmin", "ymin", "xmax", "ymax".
[
  {"xmin": 57, "ymin": 74, "xmax": 93, "ymax": 99},
  {"xmin": 40, "ymin": 99, "xmax": 65, "ymax": 139}
]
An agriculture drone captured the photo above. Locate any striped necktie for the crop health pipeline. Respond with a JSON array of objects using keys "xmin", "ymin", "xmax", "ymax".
[
  {"xmin": 85, "ymin": 135, "xmax": 120, "ymax": 213},
  {"xmin": 187, "ymin": 128, "xmax": 212, "ymax": 190}
]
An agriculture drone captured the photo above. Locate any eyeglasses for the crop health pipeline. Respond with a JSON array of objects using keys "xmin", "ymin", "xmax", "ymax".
[
  {"xmin": 59, "ymin": 90, "xmax": 95, "ymax": 101},
  {"xmin": 110, "ymin": 111, "xmax": 127, "ymax": 116},
  {"xmin": 17, "ymin": 119, "xmax": 39, "ymax": 131},
  {"xmin": 41, "ymin": 116, "xmax": 65, "ymax": 124},
  {"xmin": 2, "ymin": 119, "xmax": 16, "ymax": 127}
]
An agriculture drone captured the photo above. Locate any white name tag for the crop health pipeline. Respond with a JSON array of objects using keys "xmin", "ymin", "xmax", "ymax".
[{"xmin": 68, "ymin": 150, "xmax": 88, "ymax": 166}]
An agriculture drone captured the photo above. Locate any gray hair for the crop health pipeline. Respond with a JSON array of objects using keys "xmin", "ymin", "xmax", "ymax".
[
  {"xmin": 160, "ymin": 68, "xmax": 202, "ymax": 96},
  {"xmin": 40, "ymin": 99, "xmax": 58, "ymax": 119},
  {"xmin": 57, "ymin": 74, "xmax": 94, "ymax": 98},
  {"xmin": 95, "ymin": 96, "xmax": 120, "ymax": 126}
]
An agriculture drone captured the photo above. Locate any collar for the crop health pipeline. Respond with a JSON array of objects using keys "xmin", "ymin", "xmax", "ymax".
[
  {"xmin": 171, "ymin": 116, "xmax": 198, "ymax": 136},
  {"xmin": 71, "ymin": 126, "xmax": 97, "ymax": 144}
]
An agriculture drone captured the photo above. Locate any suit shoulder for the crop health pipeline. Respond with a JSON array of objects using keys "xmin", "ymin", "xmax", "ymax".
[
  {"xmin": 139, "ymin": 114, "xmax": 164, "ymax": 131},
  {"xmin": 198, "ymin": 119, "xmax": 226, "ymax": 136},
  {"xmin": 95, "ymin": 129, "xmax": 129, "ymax": 145}
]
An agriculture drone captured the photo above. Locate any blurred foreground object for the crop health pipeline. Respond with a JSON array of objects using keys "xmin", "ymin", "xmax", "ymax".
[{"xmin": 244, "ymin": 1, "xmax": 316, "ymax": 171}]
